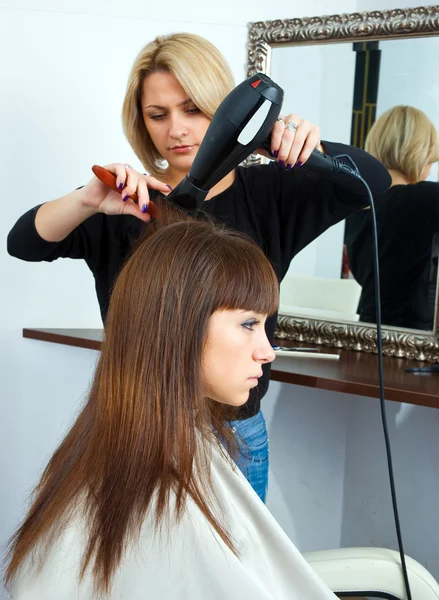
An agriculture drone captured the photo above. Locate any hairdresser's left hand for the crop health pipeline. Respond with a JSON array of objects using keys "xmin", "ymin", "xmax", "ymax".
[{"xmin": 257, "ymin": 114, "xmax": 323, "ymax": 168}]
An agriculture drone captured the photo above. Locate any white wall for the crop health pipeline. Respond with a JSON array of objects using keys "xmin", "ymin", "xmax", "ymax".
[
  {"xmin": 264, "ymin": 383, "xmax": 351, "ymax": 551},
  {"xmin": 340, "ymin": 397, "xmax": 439, "ymax": 575},
  {"xmin": 2, "ymin": 1, "xmax": 439, "ymax": 598}
]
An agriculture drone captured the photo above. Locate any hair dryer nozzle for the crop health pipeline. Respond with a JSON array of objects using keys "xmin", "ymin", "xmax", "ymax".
[{"xmin": 164, "ymin": 177, "xmax": 208, "ymax": 212}]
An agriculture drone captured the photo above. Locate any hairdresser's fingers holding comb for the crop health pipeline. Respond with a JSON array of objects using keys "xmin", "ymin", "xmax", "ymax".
[
  {"xmin": 127, "ymin": 176, "xmax": 151, "ymax": 221},
  {"xmin": 113, "ymin": 163, "xmax": 130, "ymax": 192},
  {"xmin": 83, "ymin": 163, "xmax": 131, "ymax": 214},
  {"xmin": 91, "ymin": 163, "xmax": 139, "ymax": 217},
  {"xmin": 120, "ymin": 173, "xmax": 173, "ymax": 221},
  {"xmin": 87, "ymin": 163, "xmax": 172, "ymax": 220}
]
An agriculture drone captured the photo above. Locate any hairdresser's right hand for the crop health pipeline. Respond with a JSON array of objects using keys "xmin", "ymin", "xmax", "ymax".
[{"xmin": 81, "ymin": 163, "xmax": 171, "ymax": 222}]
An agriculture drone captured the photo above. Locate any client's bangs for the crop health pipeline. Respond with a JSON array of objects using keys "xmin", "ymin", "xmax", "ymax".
[{"xmin": 213, "ymin": 242, "xmax": 279, "ymax": 316}]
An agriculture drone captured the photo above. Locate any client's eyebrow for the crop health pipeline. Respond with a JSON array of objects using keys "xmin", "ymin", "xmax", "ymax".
[{"xmin": 144, "ymin": 99, "xmax": 193, "ymax": 110}]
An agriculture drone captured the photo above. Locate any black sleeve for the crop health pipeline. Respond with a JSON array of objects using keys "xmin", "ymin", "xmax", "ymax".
[
  {"xmin": 6, "ymin": 204, "xmax": 106, "ymax": 264},
  {"xmin": 321, "ymin": 141, "xmax": 391, "ymax": 198},
  {"xmin": 275, "ymin": 141, "xmax": 391, "ymax": 271}
]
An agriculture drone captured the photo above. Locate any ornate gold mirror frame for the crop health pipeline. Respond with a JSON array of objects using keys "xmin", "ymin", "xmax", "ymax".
[{"xmin": 247, "ymin": 5, "xmax": 439, "ymax": 361}]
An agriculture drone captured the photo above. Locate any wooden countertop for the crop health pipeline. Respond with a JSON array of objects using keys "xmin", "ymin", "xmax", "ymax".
[{"xmin": 23, "ymin": 328, "xmax": 439, "ymax": 409}]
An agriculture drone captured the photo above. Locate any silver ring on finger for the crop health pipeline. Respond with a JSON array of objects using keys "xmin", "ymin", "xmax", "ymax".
[
  {"xmin": 276, "ymin": 117, "xmax": 285, "ymax": 123},
  {"xmin": 124, "ymin": 163, "xmax": 132, "ymax": 170},
  {"xmin": 286, "ymin": 121, "xmax": 298, "ymax": 133}
]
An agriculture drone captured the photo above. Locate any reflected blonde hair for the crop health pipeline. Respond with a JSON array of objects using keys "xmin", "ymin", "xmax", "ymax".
[
  {"xmin": 122, "ymin": 33, "xmax": 235, "ymax": 175},
  {"xmin": 365, "ymin": 105, "xmax": 439, "ymax": 183}
]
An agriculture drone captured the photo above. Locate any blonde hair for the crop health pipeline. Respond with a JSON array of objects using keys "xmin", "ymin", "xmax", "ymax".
[
  {"xmin": 122, "ymin": 33, "xmax": 235, "ymax": 175},
  {"xmin": 365, "ymin": 105, "xmax": 439, "ymax": 183}
]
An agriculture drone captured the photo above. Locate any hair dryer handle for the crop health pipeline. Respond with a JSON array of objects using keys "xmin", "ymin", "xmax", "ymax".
[{"xmin": 259, "ymin": 136, "xmax": 358, "ymax": 176}]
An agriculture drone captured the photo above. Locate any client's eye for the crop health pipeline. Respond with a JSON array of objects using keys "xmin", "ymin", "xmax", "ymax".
[{"xmin": 242, "ymin": 319, "xmax": 260, "ymax": 331}]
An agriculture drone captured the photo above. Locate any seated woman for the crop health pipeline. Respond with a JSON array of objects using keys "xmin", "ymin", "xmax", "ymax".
[
  {"xmin": 345, "ymin": 105, "xmax": 439, "ymax": 330},
  {"xmin": 5, "ymin": 214, "xmax": 336, "ymax": 599}
]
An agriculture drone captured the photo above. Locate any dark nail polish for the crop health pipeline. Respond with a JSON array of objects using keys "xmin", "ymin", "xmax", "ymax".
[
  {"xmin": 122, "ymin": 195, "xmax": 129, "ymax": 202},
  {"xmin": 166, "ymin": 184, "xmax": 173, "ymax": 190},
  {"xmin": 278, "ymin": 160, "xmax": 285, "ymax": 167},
  {"xmin": 141, "ymin": 204, "xmax": 148, "ymax": 214},
  {"xmin": 118, "ymin": 182, "xmax": 124, "ymax": 191},
  {"xmin": 286, "ymin": 163, "xmax": 293, "ymax": 170},
  {"xmin": 296, "ymin": 161, "xmax": 303, "ymax": 168},
  {"xmin": 273, "ymin": 150, "xmax": 279, "ymax": 159}
]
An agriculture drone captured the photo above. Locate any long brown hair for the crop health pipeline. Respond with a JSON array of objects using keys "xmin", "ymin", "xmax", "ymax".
[{"xmin": 5, "ymin": 215, "xmax": 279, "ymax": 595}]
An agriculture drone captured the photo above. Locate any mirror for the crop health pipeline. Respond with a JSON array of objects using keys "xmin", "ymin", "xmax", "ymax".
[{"xmin": 247, "ymin": 6, "xmax": 439, "ymax": 360}]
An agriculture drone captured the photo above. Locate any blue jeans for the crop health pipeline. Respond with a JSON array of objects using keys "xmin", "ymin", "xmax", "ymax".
[{"xmin": 229, "ymin": 411, "xmax": 269, "ymax": 503}]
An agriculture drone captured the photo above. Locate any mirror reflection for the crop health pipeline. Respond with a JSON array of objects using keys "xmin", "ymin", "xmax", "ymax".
[
  {"xmin": 271, "ymin": 37, "xmax": 439, "ymax": 331},
  {"xmin": 345, "ymin": 105, "xmax": 439, "ymax": 331}
]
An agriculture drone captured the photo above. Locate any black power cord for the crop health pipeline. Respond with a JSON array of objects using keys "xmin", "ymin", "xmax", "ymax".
[{"xmin": 335, "ymin": 154, "xmax": 413, "ymax": 600}]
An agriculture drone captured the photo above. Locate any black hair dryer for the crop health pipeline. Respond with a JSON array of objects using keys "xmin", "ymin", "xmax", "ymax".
[{"xmin": 165, "ymin": 73, "xmax": 283, "ymax": 211}]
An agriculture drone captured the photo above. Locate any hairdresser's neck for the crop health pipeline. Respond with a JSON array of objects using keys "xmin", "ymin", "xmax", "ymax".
[
  {"xmin": 164, "ymin": 168, "xmax": 236, "ymax": 200},
  {"xmin": 388, "ymin": 169, "xmax": 412, "ymax": 186}
]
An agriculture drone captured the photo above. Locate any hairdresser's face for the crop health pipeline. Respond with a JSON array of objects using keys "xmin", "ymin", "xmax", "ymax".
[
  {"xmin": 201, "ymin": 310, "xmax": 275, "ymax": 406},
  {"xmin": 141, "ymin": 71, "xmax": 211, "ymax": 174}
]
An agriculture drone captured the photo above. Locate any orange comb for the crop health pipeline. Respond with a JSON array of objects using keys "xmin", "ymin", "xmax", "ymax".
[{"xmin": 91, "ymin": 165, "xmax": 159, "ymax": 219}]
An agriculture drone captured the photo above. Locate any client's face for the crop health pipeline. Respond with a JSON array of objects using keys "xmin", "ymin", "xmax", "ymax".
[{"xmin": 201, "ymin": 309, "xmax": 275, "ymax": 406}]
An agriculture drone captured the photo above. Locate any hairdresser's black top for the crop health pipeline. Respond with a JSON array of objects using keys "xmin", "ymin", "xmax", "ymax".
[
  {"xmin": 8, "ymin": 141, "xmax": 390, "ymax": 418},
  {"xmin": 345, "ymin": 181, "xmax": 439, "ymax": 331}
]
